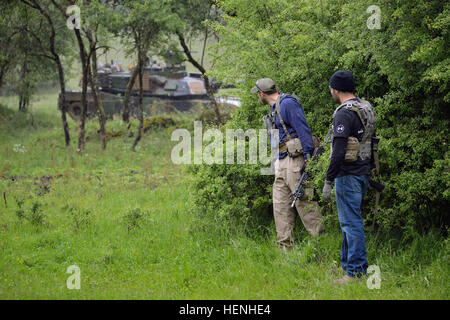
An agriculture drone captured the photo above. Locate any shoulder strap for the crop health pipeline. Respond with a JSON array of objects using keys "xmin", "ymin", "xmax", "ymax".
[
  {"xmin": 336, "ymin": 99, "xmax": 368, "ymax": 132},
  {"xmin": 348, "ymin": 105, "xmax": 367, "ymax": 131},
  {"xmin": 332, "ymin": 103, "xmax": 347, "ymax": 118},
  {"xmin": 274, "ymin": 94, "xmax": 292, "ymax": 139}
]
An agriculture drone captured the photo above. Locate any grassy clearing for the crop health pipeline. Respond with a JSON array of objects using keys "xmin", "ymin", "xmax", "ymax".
[{"xmin": 0, "ymin": 92, "xmax": 448, "ymax": 299}]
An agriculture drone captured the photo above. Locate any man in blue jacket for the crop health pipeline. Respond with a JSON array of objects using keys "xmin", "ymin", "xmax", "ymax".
[{"xmin": 252, "ymin": 78, "xmax": 325, "ymax": 250}]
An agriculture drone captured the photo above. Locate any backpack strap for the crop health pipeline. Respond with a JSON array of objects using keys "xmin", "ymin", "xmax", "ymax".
[
  {"xmin": 347, "ymin": 104, "xmax": 367, "ymax": 132},
  {"xmin": 332, "ymin": 101, "xmax": 351, "ymax": 118},
  {"xmin": 274, "ymin": 94, "xmax": 292, "ymax": 140}
]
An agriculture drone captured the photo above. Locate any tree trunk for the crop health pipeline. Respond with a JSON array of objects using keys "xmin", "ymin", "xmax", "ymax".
[
  {"xmin": 132, "ymin": 56, "xmax": 144, "ymax": 150},
  {"xmin": 74, "ymin": 28, "xmax": 89, "ymax": 153},
  {"xmin": 201, "ymin": 27, "xmax": 208, "ymax": 67},
  {"xmin": 0, "ymin": 60, "xmax": 10, "ymax": 91},
  {"xmin": 24, "ymin": 0, "xmax": 71, "ymax": 146},
  {"xmin": 18, "ymin": 59, "xmax": 29, "ymax": 112},
  {"xmin": 88, "ymin": 62, "xmax": 106, "ymax": 150},
  {"xmin": 123, "ymin": 66, "xmax": 139, "ymax": 123},
  {"xmin": 177, "ymin": 31, "xmax": 222, "ymax": 125},
  {"xmin": 87, "ymin": 29, "xmax": 107, "ymax": 150},
  {"xmin": 19, "ymin": 96, "xmax": 24, "ymax": 112},
  {"xmin": 55, "ymin": 56, "xmax": 71, "ymax": 147}
]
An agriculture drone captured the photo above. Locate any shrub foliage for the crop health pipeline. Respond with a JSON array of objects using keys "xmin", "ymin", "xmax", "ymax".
[{"xmin": 192, "ymin": 0, "xmax": 449, "ymax": 236}]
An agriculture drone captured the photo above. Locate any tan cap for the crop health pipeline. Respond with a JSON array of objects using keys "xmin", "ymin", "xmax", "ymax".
[{"xmin": 251, "ymin": 78, "xmax": 276, "ymax": 93}]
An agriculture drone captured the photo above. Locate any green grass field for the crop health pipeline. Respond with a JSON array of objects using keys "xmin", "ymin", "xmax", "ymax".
[{"xmin": 0, "ymin": 91, "xmax": 448, "ymax": 299}]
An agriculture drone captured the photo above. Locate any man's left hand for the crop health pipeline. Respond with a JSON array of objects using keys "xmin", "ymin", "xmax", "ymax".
[{"xmin": 322, "ymin": 180, "xmax": 333, "ymax": 202}]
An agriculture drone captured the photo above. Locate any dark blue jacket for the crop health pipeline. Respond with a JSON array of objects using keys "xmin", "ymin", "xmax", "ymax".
[{"xmin": 270, "ymin": 94, "xmax": 314, "ymax": 159}]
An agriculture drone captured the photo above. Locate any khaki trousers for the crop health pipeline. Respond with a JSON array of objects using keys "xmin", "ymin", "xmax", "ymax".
[{"xmin": 273, "ymin": 155, "xmax": 324, "ymax": 247}]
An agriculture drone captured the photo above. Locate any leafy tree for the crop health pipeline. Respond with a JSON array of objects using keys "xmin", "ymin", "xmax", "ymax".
[
  {"xmin": 168, "ymin": 0, "xmax": 224, "ymax": 124},
  {"xmin": 50, "ymin": 0, "xmax": 92, "ymax": 152},
  {"xmin": 0, "ymin": 2, "xmax": 57, "ymax": 114},
  {"xmin": 106, "ymin": 0, "xmax": 173, "ymax": 149},
  {"xmin": 20, "ymin": 0, "xmax": 74, "ymax": 146},
  {"xmin": 0, "ymin": 2, "xmax": 22, "ymax": 91},
  {"xmin": 51, "ymin": 0, "xmax": 111, "ymax": 152},
  {"xmin": 82, "ymin": 0, "xmax": 112, "ymax": 150}
]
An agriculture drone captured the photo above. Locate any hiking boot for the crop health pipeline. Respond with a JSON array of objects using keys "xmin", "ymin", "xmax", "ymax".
[
  {"xmin": 279, "ymin": 244, "xmax": 293, "ymax": 253},
  {"xmin": 331, "ymin": 275, "xmax": 358, "ymax": 285},
  {"xmin": 329, "ymin": 266, "xmax": 346, "ymax": 276}
]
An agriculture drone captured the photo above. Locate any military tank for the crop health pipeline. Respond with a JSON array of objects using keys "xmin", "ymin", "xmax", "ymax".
[{"xmin": 61, "ymin": 52, "xmax": 218, "ymax": 121}]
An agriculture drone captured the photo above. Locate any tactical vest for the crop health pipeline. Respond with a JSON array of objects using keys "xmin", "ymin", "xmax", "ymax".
[{"xmin": 331, "ymin": 97, "xmax": 377, "ymax": 161}]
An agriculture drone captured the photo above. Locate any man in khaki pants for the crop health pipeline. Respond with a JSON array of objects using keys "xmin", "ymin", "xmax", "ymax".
[{"xmin": 253, "ymin": 78, "xmax": 324, "ymax": 250}]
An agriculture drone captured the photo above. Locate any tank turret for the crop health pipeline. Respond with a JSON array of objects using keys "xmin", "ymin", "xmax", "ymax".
[{"xmin": 61, "ymin": 52, "xmax": 229, "ymax": 121}]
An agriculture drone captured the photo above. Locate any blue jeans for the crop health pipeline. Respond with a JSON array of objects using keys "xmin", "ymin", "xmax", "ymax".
[{"xmin": 335, "ymin": 175, "xmax": 369, "ymax": 277}]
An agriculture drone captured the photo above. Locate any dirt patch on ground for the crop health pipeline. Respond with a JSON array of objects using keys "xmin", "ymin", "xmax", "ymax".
[{"xmin": 1, "ymin": 174, "xmax": 63, "ymax": 196}]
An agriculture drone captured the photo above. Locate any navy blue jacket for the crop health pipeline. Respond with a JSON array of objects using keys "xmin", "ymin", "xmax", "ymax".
[{"xmin": 270, "ymin": 94, "xmax": 314, "ymax": 159}]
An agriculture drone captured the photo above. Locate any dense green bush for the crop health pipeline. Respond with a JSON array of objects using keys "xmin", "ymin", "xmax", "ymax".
[
  {"xmin": 192, "ymin": 0, "xmax": 449, "ymax": 237},
  {"xmin": 189, "ymin": 99, "xmax": 273, "ymax": 228}
]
